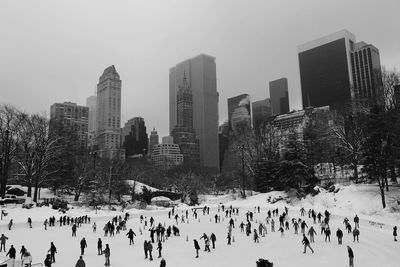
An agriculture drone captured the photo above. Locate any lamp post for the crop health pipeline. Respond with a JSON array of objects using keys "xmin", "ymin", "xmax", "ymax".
[{"xmin": 239, "ymin": 144, "xmax": 246, "ymax": 198}]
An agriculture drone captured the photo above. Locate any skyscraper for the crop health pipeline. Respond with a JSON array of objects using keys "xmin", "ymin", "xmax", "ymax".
[
  {"xmin": 227, "ymin": 94, "xmax": 251, "ymax": 131},
  {"xmin": 95, "ymin": 65, "xmax": 123, "ymax": 158},
  {"xmin": 149, "ymin": 128, "xmax": 159, "ymax": 154},
  {"xmin": 298, "ymin": 29, "xmax": 382, "ymax": 109},
  {"xmin": 252, "ymin": 98, "xmax": 272, "ymax": 129},
  {"xmin": 350, "ymin": 42, "xmax": 383, "ymax": 105},
  {"xmin": 269, "ymin": 78, "xmax": 289, "ymax": 115},
  {"xmin": 171, "ymin": 73, "xmax": 200, "ymax": 165},
  {"xmin": 86, "ymin": 95, "xmax": 97, "ymax": 149},
  {"xmin": 121, "ymin": 117, "xmax": 148, "ymax": 158},
  {"xmin": 169, "ymin": 54, "xmax": 219, "ymax": 169},
  {"xmin": 50, "ymin": 102, "xmax": 89, "ymax": 148}
]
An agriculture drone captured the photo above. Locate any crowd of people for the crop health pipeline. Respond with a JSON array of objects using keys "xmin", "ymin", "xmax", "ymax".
[{"xmin": 0, "ymin": 202, "xmax": 397, "ymax": 267}]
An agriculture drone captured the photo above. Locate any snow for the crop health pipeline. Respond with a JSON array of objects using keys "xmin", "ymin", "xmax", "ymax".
[{"xmin": 0, "ymin": 183, "xmax": 398, "ymax": 267}]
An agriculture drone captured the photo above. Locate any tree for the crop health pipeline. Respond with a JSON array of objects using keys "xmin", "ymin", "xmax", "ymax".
[
  {"xmin": 331, "ymin": 106, "xmax": 366, "ymax": 182},
  {"xmin": 363, "ymin": 105, "xmax": 390, "ymax": 208},
  {"xmin": 0, "ymin": 105, "xmax": 25, "ymax": 198}
]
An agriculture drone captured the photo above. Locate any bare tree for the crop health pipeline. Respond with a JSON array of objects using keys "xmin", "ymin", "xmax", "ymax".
[{"xmin": 0, "ymin": 105, "xmax": 25, "ymax": 198}]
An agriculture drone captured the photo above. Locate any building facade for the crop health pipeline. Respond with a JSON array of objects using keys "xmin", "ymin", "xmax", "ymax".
[
  {"xmin": 252, "ymin": 98, "xmax": 272, "ymax": 129},
  {"xmin": 350, "ymin": 42, "xmax": 383, "ymax": 105},
  {"xmin": 95, "ymin": 65, "xmax": 124, "ymax": 158},
  {"xmin": 269, "ymin": 78, "xmax": 289, "ymax": 115},
  {"xmin": 149, "ymin": 128, "xmax": 159, "ymax": 154},
  {"xmin": 86, "ymin": 95, "xmax": 97, "ymax": 149},
  {"xmin": 151, "ymin": 136, "xmax": 184, "ymax": 170},
  {"xmin": 169, "ymin": 54, "xmax": 219, "ymax": 169},
  {"xmin": 227, "ymin": 94, "xmax": 251, "ymax": 131},
  {"xmin": 50, "ymin": 102, "xmax": 89, "ymax": 148},
  {"xmin": 298, "ymin": 30, "xmax": 382, "ymax": 109},
  {"xmin": 171, "ymin": 73, "xmax": 200, "ymax": 165},
  {"xmin": 121, "ymin": 117, "xmax": 148, "ymax": 158}
]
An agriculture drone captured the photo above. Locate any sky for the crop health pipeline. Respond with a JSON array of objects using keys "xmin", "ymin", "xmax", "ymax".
[{"xmin": 1, "ymin": 0, "xmax": 399, "ymax": 138}]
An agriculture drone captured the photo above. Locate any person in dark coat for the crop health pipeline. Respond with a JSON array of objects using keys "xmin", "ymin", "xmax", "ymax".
[
  {"xmin": 103, "ymin": 244, "xmax": 110, "ymax": 266},
  {"xmin": 336, "ymin": 228, "xmax": 343, "ymax": 245},
  {"xmin": 20, "ymin": 245, "xmax": 27, "ymax": 259},
  {"xmin": 302, "ymin": 234, "xmax": 314, "ymax": 254},
  {"xmin": 48, "ymin": 242, "xmax": 57, "ymax": 262},
  {"xmin": 160, "ymin": 258, "xmax": 166, "ymax": 267},
  {"xmin": 97, "ymin": 238, "xmax": 103, "ymax": 255},
  {"xmin": 352, "ymin": 228, "xmax": 360, "ymax": 242},
  {"xmin": 75, "ymin": 256, "xmax": 86, "ymax": 267},
  {"xmin": 6, "ymin": 245, "xmax": 16, "ymax": 259},
  {"xmin": 148, "ymin": 241, "xmax": 153, "ymax": 261},
  {"xmin": 44, "ymin": 254, "xmax": 52, "ymax": 267},
  {"xmin": 393, "ymin": 226, "xmax": 397, "ymax": 242},
  {"xmin": 347, "ymin": 246, "xmax": 354, "ymax": 267},
  {"xmin": 210, "ymin": 233, "xmax": 216, "ymax": 249},
  {"xmin": 80, "ymin": 238, "xmax": 87, "ymax": 255},
  {"xmin": 157, "ymin": 240, "xmax": 162, "ymax": 258},
  {"xmin": 144, "ymin": 241, "xmax": 148, "ymax": 259},
  {"xmin": 127, "ymin": 229, "xmax": 136, "ymax": 245},
  {"xmin": 194, "ymin": 239, "xmax": 200, "ymax": 258},
  {"xmin": 0, "ymin": 234, "xmax": 8, "ymax": 252}
]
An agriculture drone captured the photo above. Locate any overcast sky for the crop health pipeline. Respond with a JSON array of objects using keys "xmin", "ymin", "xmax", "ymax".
[{"xmin": 1, "ymin": 0, "xmax": 399, "ymax": 137}]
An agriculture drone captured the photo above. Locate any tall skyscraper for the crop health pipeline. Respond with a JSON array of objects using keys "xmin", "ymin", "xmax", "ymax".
[
  {"xmin": 121, "ymin": 117, "xmax": 148, "ymax": 158},
  {"xmin": 50, "ymin": 102, "xmax": 89, "ymax": 148},
  {"xmin": 95, "ymin": 65, "xmax": 123, "ymax": 158},
  {"xmin": 149, "ymin": 128, "xmax": 159, "ymax": 154},
  {"xmin": 298, "ymin": 30, "xmax": 382, "ymax": 109},
  {"xmin": 86, "ymin": 95, "xmax": 97, "ymax": 149},
  {"xmin": 171, "ymin": 74, "xmax": 200, "ymax": 165},
  {"xmin": 169, "ymin": 54, "xmax": 219, "ymax": 169},
  {"xmin": 252, "ymin": 98, "xmax": 272, "ymax": 129},
  {"xmin": 350, "ymin": 42, "xmax": 383, "ymax": 105},
  {"xmin": 227, "ymin": 94, "xmax": 251, "ymax": 131},
  {"xmin": 269, "ymin": 78, "xmax": 289, "ymax": 115}
]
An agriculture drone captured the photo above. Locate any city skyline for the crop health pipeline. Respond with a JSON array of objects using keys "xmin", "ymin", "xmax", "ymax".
[{"xmin": 1, "ymin": 0, "xmax": 400, "ymax": 138}]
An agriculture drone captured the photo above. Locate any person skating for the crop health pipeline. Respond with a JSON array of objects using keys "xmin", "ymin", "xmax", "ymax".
[
  {"xmin": 393, "ymin": 226, "xmax": 397, "ymax": 242},
  {"xmin": 157, "ymin": 240, "xmax": 162, "ymax": 258},
  {"xmin": 354, "ymin": 215, "xmax": 359, "ymax": 228},
  {"xmin": 160, "ymin": 258, "xmax": 166, "ymax": 267},
  {"xmin": 324, "ymin": 227, "xmax": 331, "ymax": 242},
  {"xmin": 148, "ymin": 241, "xmax": 153, "ymax": 261},
  {"xmin": 75, "ymin": 255, "xmax": 86, "ymax": 267},
  {"xmin": 103, "ymin": 244, "xmax": 110, "ymax": 266},
  {"xmin": 22, "ymin": 251, "xmax": 32, "ymax": 267},
  {"xmin": 336, "ymin": 228, "xmax": 344, "ymax": 245},
  {"xmin": 352, "ymin": 228, "xmax": 360, "ymax": 242},
  {"xmin": 80, "ymin": 238, "xmax": 87, "ymax": 255},
  {"xmin": 44, "ymin": 254, "xmax": 52, "ymax": 267},
  {"xmin": 308, "ymin": 226, "xmax": 317, "ymax": 243},
  {"xmin": 127, "ymin": 229, "xmax": 136, "ymax": 245},
  {"xmin": 347, "ymin": 246, "xmax": 354, "ymax": 267},
  {"xmin": 44, "ymin": 219, "xmax": 48, "ymax": 230},
  {"xmin": 302, "ymin": 234, "xmax": 314, "ymax": 254},
  {"xmin": 254, "ymin": 229, "xmax": 260, "ymax": 242},
  {"xmin": 6, "ymin": 244, "xmax": 16, "ymax": 259},
  {"xmin": 92, "ymin": 222, "xmax": 96, "ymax": 233},
  {"xmin": 301, "ymin": 221, "xmax": 308, "ymax": 234},
  {"xmin": 72, "ymin": 223, "xmax": 77, "ymax": 237},
  {"xmin": 27, "ymin": 217, "xmax": 32, "ymax": 228},
  {"xmin": 8, "ymin": 219, "xmax": 13, "ymax": 230},
  {"xmin": 205, "ymin": 238, "xmax": 211, "ymax": 252},
  {"xmin": 227, "ymin": 232, "xmax": 232, "ymax": 245},
  {"xmin": 48, "ymin": 242, "xmax": 57, "ymax": 263},
  {"xmin": 194, "ymin": 239, "xmax": 200, "ymax": 258},
  {"xmin": 0, "ymin": 234, "xmax": 8, "ymax": 252},
  {"xmin": 20, "ymin": 245, "xmax": 27, "ymax": 259},
  {"xmin": 97, "ymin": 238, "xmax": 103, "ymax": 255},
  {"xmin": 210, "ymin": 233, "xmax": 216, "ymax": 249}
]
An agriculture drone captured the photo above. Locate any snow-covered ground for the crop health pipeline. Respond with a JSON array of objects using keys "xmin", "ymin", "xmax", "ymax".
[{"xmin": 0, "ymin": 184, "xmax": 398, "ymax": 267}]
